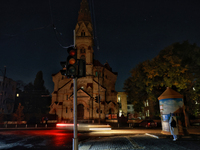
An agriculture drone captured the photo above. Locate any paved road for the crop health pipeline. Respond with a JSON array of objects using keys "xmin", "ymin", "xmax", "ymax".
[
  {"xmin": 0, "ymin": 129, "xmax": 80, "ymax": 149},
  {"xmin": 0, "ymin": 128, "xmax": 200, "ymax": 149}
]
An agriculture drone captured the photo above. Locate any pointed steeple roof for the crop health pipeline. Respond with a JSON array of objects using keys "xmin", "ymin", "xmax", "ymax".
[{"xmin": 77, "ymin": 0, "xmax": 91, "ymax": 22}]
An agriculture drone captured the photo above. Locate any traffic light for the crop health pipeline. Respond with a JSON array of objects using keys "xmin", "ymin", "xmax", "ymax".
[
  {"xmin": 66, "ymin": 46, "xmax": 77, "ymax": 78},
  {"xmin": 60, "ymin": 61, "xmax": 67, "ymax": 76},
  {"xmin": 60, "ymin": 46, "xmax": 86, "ymax": 78}
]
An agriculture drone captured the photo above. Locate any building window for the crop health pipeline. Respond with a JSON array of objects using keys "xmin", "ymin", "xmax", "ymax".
[
  {"xmin": 127, "ymin": 106, "xmax": 130, "ymax": 110},
  {"xmin": 66, "ymin": 107, "xmax": 68, "ymax": 113},
  {"xmin": 109, "ymin": 108, "xmax": 112, "ymax": 114},
  {"xmin": 118, "ymin": 95, "xmax": 121, "ymax": 103},
  {"xmin": 119, "ymin": 110, "xmax": 122, "ymax": 117},
  {"xmin": 81, "ymin": 48, "xmax": 85, "ymax": 53},
  {"xmin": 95, "ymin": 71, "xmax": 101, "ymax": 77},
  {"xmin": 119, "ymin": 103, "xmax": 122, "ymax": 109},
  {"xmin": 66, "ymin": 95, "xmax": 68, "ymax": 100},
  {"xmin": 146, "ymin": 110, "xmax": 150, "ymax": 117},
  {"xmin": 146, "ymin": 100, "xmax": 149, "ymax": 106},
  {"xmin": 81, "ymin": 30, "xmax": 85, "ymax": 36},
  {"xmin": 144, "ymin": 100, "xmax": 149, "ymax": 107},
  {"xmin": 16, "ymin": 93, "xmax": 19, "ymax": 97}
]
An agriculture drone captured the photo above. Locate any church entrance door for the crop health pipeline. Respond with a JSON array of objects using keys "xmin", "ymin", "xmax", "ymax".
[{"xmin": 77, "ymin": 104, "xmax": 84, "ymax": 120}]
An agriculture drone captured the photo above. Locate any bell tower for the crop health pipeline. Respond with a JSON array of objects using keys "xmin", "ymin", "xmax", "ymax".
[{"xmin": 75, "ymin": 0, "xmax": 94, "ymax": 76}]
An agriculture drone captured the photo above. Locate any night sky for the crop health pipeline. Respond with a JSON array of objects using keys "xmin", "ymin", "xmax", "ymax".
[{"xmin": 1, "ymin": 0, "xmax": 200, "ymax": 93}]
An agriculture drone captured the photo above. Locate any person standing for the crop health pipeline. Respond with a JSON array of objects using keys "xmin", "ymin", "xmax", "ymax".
[
  {"xmin": 169, "ymin": 114, "xmax": 178, "ymax": 141},
  {"xmin": 45, "ymin": 117, "xmax": 48, "ymax": 124}
]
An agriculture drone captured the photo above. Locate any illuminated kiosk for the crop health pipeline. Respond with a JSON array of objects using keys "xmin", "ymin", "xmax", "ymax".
[{"xmin": 158, "ymin": 87, "xmax": 183, "ymax": 134}]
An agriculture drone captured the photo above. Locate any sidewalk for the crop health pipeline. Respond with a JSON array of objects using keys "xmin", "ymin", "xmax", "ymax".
[{"xmin": 78, "ymin": 127, "xmax": 200, "ymax": 150}]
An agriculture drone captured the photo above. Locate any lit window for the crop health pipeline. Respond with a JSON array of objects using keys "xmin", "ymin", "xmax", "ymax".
[
  {"xmin": 119, "ymin": 110, "xmax": 122, "ymax": 117},
  {"xmin": 118, "ymin": 95, "xmax": 121, "ymax": 103},
  {"xmin": 146, "ymin": 110, "xmax": 150, "ymax": 117},
  {"xmin": 146, "ymin": 100, "xmax": 149, "ymax": 106},
  {"xmin": 16, "ymin": 93, "xmax": 19, "ymax": 97}
]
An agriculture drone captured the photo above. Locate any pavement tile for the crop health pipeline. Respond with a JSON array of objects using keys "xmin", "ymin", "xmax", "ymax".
[{"xmin": 79, "ymin": 136, "xmax": 144, "ymax": 150}]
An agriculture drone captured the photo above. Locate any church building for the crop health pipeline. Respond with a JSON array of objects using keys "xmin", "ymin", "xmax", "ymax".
[{"xmin": 49, "ymin": 0, "xmax": 118, "ymax": 122}]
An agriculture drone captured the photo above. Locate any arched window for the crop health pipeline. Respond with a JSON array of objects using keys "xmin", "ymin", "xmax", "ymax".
[
  {"xmin": 66, "ymin": 107, "xmax": 68, "ymax": 113},
  {"xmin": 81, "ymin": 47, "xmax": 85, "ymax": 53},
  {"xmin": 95, "ymin": 71, "xmax": 101, "ymax": 77},
  {"xmin": 109, "ymin": 108, "xmax": 112, "ymax": 114},
  {"xmin": 81, "ymin": 30, "xmax": 85, "ymax": 36}
]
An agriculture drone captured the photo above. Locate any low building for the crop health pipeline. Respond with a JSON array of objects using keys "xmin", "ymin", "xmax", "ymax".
[
  {"xmin": 143, "ymin": 99, "xmax": 158, "ymax": 119},
  {"xmin": 117, "ymin": 92, "xmax": 127, "ymax": 117}
]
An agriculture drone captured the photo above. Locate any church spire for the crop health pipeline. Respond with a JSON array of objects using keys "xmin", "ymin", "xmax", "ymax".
[{"xmin": 77, "ymin": 0, "xmax": 91, "ymax": 22}]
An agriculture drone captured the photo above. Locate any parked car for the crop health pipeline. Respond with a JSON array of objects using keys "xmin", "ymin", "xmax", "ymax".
[{"xmin": 139, "ymin": 120, "xmax": 157, "ymax": 128}]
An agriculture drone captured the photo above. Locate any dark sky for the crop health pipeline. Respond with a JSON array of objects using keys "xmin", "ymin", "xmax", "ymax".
[{"xmin": 1, "ymin": 0, "xmax": 200, "ymax": 93}]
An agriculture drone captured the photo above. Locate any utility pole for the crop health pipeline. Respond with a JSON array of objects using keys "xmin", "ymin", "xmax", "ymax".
[
  {"xmin": 73, "ymin": 77, "xmax": 78, "ymax": 150},
  {"xmin": 72, "ymin": 30, "xmax": 78, "ymax": 150},
  {"xmin": 98, "ymin": 67, "xmax": 101, "ymax": 124}
]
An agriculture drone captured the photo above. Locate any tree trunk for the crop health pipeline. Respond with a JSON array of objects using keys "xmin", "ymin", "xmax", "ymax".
[
  {"xmin": 183, "ymin": 105, "xmax": 190, "ymax": 127},
  {"xmin": 182, "ymin": 105, "xmax": 190, "ymax": 135}
]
